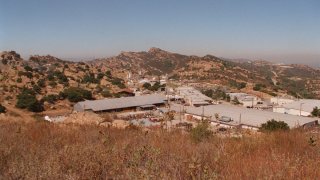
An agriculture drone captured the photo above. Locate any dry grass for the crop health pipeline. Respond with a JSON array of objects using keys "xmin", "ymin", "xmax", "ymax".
[{"xmin": 0, "ymin": 120, "xmax": 319, "ymax": 179}]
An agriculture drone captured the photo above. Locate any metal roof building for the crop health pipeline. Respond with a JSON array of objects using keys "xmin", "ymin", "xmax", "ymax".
[
  {"xmin": 176, "ymin": 86, "xmax": 212, "ymax": 106},
  {"xmin": 273, "ymin": 99, "xmax": 320, "ymax": 116},
  {"xmin": 172, "ymin": 104, "xmax": 318, "ymax": 129},
  {"xmin": 74, "ymin": 94, "xmax": 166, "ymax": 112},
  {"xmin": 279, "ymin": 99, "xmax": 320, "ymax": 112}
]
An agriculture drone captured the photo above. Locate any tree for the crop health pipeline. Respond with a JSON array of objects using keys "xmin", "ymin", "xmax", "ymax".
[
  {"xmin": 101, "ymin": 89, "xmax": 112, "ymax": 97},
  {"xmin": 42, "ymin": 94, "xmax": 59, "ymax": 104},
  {"xmin": 260, "ymin": 119, "xmax": 289, "ymax": 132},
  {"xmin": 16, "ymin": 89, "xmax": 43, "ymax": 112},
  {"xmin": 110, "ymin": 77, "xmax": 126, "ymax": 88},
  {"xmin": 32, "ymin": 85, "xmax": 41, "ymax": 94},
  {"xmin": 203, "ymin": 89, "xmax": 213, "ymax": 98},
  {"xmin": 190, "ymin": 121, "xmax": 212, "ymax": 143},
  {"xmin": 82, "ymin": 73, "xmax": 99, "ymax": 84},
  {"xmin": 150, "ymin": 82, "xmax": 161, "ymax": 91},
  {"xmin": 37, "ymin": 79, "xmax": 46, "ymax": 88},
  {"xmin": 61, "ymin": 87, "xmax": 93, "ymax": 103},
  {"xmin": 24, "ymin": 65, "xmax": 33, "ymax": 72},
  {"xmin": 16, "ymin": 78, "xmax": 22, "ymax": 83},
  {"xmin": 311, "ymin": 106, "xmax": 319, "ymax": 117},
  {"xmin": 0, "ymin": 104, "xmax": 6, "ymax": 113},
  {"xmin": 105, "ymin": 70, "xmax": 112, "ymax": 78},
  {"xmin": 143, "ymin": 82, "xmax": 151, "ymax": 89},
  {"xmin": 232, "ymin": 97, "xmax": 241, "ymax": 105}
]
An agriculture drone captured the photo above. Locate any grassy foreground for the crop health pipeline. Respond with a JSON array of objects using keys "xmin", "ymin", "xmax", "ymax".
[{"xmin": 0, "ymin": 120, "xmax": 319, "ymax": 179}]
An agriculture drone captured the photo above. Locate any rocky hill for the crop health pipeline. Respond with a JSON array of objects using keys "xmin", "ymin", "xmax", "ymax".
[
  {"xmin": 93, "ymin": 48, "xmax": 320, "ymax": 99},
  {"xmin": 0, "ymin": 48, "xmax": 319, "ymax": 114}
]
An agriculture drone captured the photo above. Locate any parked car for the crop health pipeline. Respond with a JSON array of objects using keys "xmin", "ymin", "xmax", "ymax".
[{"xmin": 219, "ymin": 116, "xmax": 233, "ymax": 122}]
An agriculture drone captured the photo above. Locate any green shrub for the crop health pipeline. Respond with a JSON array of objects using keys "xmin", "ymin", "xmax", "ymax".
[
  {"xmin": 16, "ymin": 89, "xmax": 43, "ymax": 112},
  {"xmin": 143, "ymin": 82, "xmax": 151, "ymax": 89},
  {"xmin": 101, "ymin": 89, "xmax": 112, "ymax": 97},
  {"xmin": 43, "ymin": 94, "xmax": 59, "ymax": 104},
  {"xmin": 49, "ymin": 81, "xmax": 57, "ymax": 87},
  {"xmin": 32, "ymin": 85, "xmax": 41, "ymax": 94},
  {"xmin": 260, "ymin": 119, "xmax": 289, "ymax": 132},
  {"xmin": 190, "ymin": 122, "xmax": 212, "ymax": 143},
  {"xmin": 0, "ymin": 104, "xmax": 6, "ymax": 113},
  {"xmin": 37, "ymin": 79, "xmax": 46, "ymax": 88},
  {"xmin": 24, "ymin": 65, "xmax": 33, "ymax": 72},
  {"xmin": 61, "ymin": 87, "xmax": 93, "ymax": 102},
  {"xmin": 110, "ymin": 78, "xmax": 126, "ymax": 88},
  {"xmin": 311, "ymin": 107, "xmax": 319, "ymax": 117},
  {"xmin": 105, "ymin": 70, "xmax": 112, "ymax": 78},
  {"xmin": 232, "ymin": 97, "xmax": 241, "ymax": 105},
  {"xmin": 17, "ymin": 77, "xmax": 22, "ymax": 83},
  {"xmin": 82, "ymin": 73, "xmax": 99, "ymax": 84}
]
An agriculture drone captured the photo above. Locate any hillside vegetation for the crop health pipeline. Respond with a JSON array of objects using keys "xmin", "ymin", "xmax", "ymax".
[
  {"xmin": 1, "ymin": 48, "xmax": 320, "ymax": 114},
  {"xmin": 0, "ymin": 120, "xmax": 319, "ymax": 179}
]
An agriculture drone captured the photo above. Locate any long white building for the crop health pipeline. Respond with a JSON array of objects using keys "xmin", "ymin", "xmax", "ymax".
[
  {"xmin": 176, "ymin": 87, "xmax": 212, "ymax": 107},
  {"xmin": 171, "ymin": 104, "xmax": 318, "ymax": 130},
  {"xmin": 273, "ymin": 99, "xmax": 320, "ymax": 116}
]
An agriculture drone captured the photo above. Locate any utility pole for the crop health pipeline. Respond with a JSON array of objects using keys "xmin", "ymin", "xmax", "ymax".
[
  {"xmin": 300, "ymin": 103, "xmax": 305, "ymax": 116},
  {"xmin": 201, "ymin": 105, "xmax": 204, "ymax": 122},
  {"xmin": 179, "ymin": 105, "xmax": 182, "ymax": 123}
]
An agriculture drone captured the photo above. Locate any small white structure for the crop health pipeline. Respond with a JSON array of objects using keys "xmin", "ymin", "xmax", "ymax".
[
  {"xmin": 44, "ymin": 116, "xmax": 52, "ymax": 122},
  {"xmin": 270, "ymin": 96, "xmax": 295, "ymax": 105},
  {"xmin": 227, "ymin": 93, "xmax": 260, "ymax": 107},
  {"xmin": 273, "ymin": 99, "xmax": 320, "ymax": 116}
]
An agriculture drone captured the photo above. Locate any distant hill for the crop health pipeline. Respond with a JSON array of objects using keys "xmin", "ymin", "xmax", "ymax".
[
  {"xmin": 0, "ymin": 48, "xmax": 320, "ymax": 113},
  {"xmin": 93, "ymin": 47, "xmax": 320, "ymax": 99}
]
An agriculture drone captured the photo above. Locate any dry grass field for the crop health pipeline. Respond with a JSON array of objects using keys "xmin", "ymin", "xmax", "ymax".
[{"xmin": 0, "ymin": 120, "xmax": 319, "ymax": 179}]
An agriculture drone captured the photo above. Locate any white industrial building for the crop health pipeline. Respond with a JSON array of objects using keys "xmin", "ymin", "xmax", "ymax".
[
  {"xmin": 227, "ymin": 93, "xmax": 261, "ymax": 107},
  {"xmin": 176, "ymin": 86, "xmax": 212, "ymax": 106},
  {"xmin": 171, "ymin": 104, "xmax": 318, "ymax": 130},
  {"xmin": 74, "ymin": 94, "xmax": 167, "ymax": 112},
  {"xmin": 273, "ymin": 99, "xmax": 320, "ymax": 116}
]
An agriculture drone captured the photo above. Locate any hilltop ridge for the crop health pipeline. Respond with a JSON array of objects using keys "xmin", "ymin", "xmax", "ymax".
[{"xmin": 0, "ymin": 48, "xmax": 320, "ymax": 114}]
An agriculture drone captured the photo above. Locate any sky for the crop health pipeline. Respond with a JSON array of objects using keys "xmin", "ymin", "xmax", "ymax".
[{"xmin": 0, "ymin": 0, "xmax": 319, "ymax": 66}]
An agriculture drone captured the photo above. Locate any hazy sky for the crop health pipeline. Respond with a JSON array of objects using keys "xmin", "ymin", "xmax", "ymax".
[{"xmin": 0, "ymin": 0, "xmax": 319, "ymax": 66}]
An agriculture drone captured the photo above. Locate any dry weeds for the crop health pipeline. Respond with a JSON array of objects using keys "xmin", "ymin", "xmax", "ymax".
[{"xmin": 0, "ymin": 120, "xmax": 319, "ymax": 179}]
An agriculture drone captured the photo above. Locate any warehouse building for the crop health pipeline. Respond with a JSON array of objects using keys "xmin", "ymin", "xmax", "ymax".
[
  {"xmin": 176, "ymin": 86, "xmax": 212, "ymax": 106},
  {"xmin": 273, "ymin": 99, "xmax": 320, "ymax": 116},
  {"xmin": 172, "ymin": 104, "xmax": 318, "ymax": 130},
  {"xmin": 74, "ymin": 94, "xmax": 167, "ymax": 112}
]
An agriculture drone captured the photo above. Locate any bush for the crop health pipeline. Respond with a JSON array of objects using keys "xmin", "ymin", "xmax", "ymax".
[
  {"xmin": 24, "ymin": 65, "xmax": 33, "ymax": 72},
  {"xmin": 190, "ymin": 122, "xmax": 212, "ymax": 143},
  {"xmin": 0, "ymin": 104, "xmax": 6, "ymax": 113},
  {"xmin": 43, "ymin": 94, "xmax": 59, "ymax": 104},
  {"xmin": 16, "ymin": 89, "xmax": 43, "ymax": 112},
  {"xmin": 253, "ymin": 83, "xmax": 266, "ymax": 91},
  {"xmin": 311, "ymin": 106, "xmax": 319, "ymax": 117},
  {"xmin": 16, "ymin": 78, "xmax": 22, "ymax": 83},
  {"xmin": 110, "ymin": 78, "xmax": 126, "ymax": 88},
  {"xmin": 61, "ymin": 87, "xmax": 93, "ymax": 103},
  {"xmin": 232, "ymin": 97, "xmax": 241, "ymax": 105},
  {"xmin": 48, "ymin": 81, "xmax": 57, "ymax": 88},
  {"xmin": 101, "ymin": 89, "xmax": 112, "ymax": 97},
  {"xmin": 82, "ymin": 73, "xmax": 99, "ymax": 84},
  {"xmin": 143, "ymin": 82, "xmax": 151, "ymax": 89},
  {"xmin": 260, "ymin": 119, "xmax": 289, "ymax": 132},
  {"xmin": 37, "ymin": 79, "xmax": 46, "ymax": 88},
  {"xmin": 32, "ymin": 85, "xmax": 41, "ymax": 94},
  {"xmin": 105, "ymin": 70, "xmax": 112, "ymax": 78}
]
